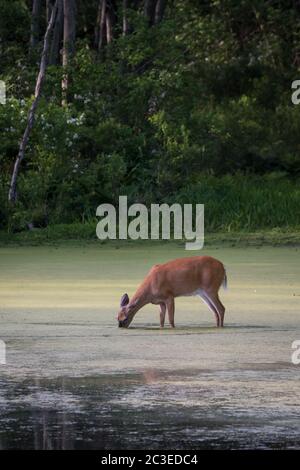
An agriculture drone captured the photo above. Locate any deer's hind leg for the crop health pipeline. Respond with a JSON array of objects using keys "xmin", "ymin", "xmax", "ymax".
[
  {"xmin": 207, "ymin": 292, "xmax": 225, "ymax": 327},
  {"xmin": 197, "ymin": 290, "xmax": 221, "ymax": 327}
]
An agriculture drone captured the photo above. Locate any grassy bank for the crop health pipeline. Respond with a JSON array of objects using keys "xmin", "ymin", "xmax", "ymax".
[
  {"xmin": 0, "ymin": 224, "xmax": 299, "ymax": 247},
  {"xmin": 172, "ymin": 175, "xmax": 300, "ymax": 232},
  {"xmin": 1, "ymin": 174, "xmax": 299, "ymax": 247},
  {"xmin": 1, "ymin": 175, "xmax": 300, "ymax": 235}
]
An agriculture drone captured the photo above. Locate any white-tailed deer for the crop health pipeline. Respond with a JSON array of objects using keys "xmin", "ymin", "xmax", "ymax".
[{"xmin": 117, "ymin": 256, "xmax": 227, "ymax": 328}]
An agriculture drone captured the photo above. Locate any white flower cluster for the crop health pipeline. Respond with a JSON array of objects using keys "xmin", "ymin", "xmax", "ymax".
[
  {"xmin": 66, "ymin": 113, "xmax": 85, "ymax": 126},
  {"xmin": 74, "ymin": 93, "xmax": 93, "ymax": 104}
]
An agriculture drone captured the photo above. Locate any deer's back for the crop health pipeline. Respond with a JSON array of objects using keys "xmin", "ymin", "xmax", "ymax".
[{"xmin": 147, "ymin": 256, "xmax": 225, "ymax": 298}]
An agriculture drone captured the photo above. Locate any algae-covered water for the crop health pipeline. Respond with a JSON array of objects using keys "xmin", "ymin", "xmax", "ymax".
[{"xmin": 0, "ymin": 244, "xmax": 299, "ymax": 449}]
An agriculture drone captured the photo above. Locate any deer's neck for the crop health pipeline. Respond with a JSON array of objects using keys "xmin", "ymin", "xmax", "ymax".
[{"xmin": 129, "ymin": 282, "xmax": 151, "ymax": 312}]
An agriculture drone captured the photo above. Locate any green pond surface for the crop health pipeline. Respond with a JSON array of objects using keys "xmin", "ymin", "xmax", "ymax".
[{"xmin": 0, "ymin": 244, "xmax": 299, "ymax": 449}]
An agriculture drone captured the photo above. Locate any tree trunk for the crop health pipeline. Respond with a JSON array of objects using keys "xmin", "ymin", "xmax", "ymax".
[
  {"xmin": 122, "ymin": 0, "xmax": 129, "ymax": 36},
  {"xmin": 62, "ymin": 0, "xmax": 76, "ymax": 106},
  {"xmin": 8, "ymin": 1, "xmax": 59, "ymax": 204},
  {"xmin": 49, "ymin": 0, "xmax": 63, "ymax": 65},
  {"xmin": 95, "ymin": 0, "xmax": 107, "ymax": 51},
  {"xmin": 46, "ymin": 0, "xmax": 54, "ymax": 22},
  {"xmin": 95, "ymin": 0, "xmax": 117, "ymax": 51},
  {"xmin": 154, "ymin": 0, "xmax": 167, "ymax": 24},
  {"xmin": 95, "ymin": 0, "xmax": 103, "ymax": 48},
  {"xmin": 30, "ymin": 0, "xmax": 42, "ymax": 48},
  {"xmin": 144, "ymin": 0, "xmax": 167, "ymax": 25},
  {"xmin": 106, "ymin": 5, "xmax": 113, "ymax": 44},
  {"xmin": 122, "ymin": 1, "xmax": 146, "ymax": 35},
  {"xmin": 106, "ymin": 0, "xmax": 117, "ymax": 44},
  {"xmin": 143, "ymin": 0, "xmax": 156, "ymax": 25}
]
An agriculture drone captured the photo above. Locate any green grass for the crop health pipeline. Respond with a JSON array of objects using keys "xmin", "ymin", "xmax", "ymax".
[{"xmin": 172, "ymin": 174, "xmax": 300, "ymax": 232}]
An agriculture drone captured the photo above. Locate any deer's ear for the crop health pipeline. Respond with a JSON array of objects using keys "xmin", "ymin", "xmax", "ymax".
[{"xmin": 120, "ymin": 293, "xmax": 129, "ymax": 307}]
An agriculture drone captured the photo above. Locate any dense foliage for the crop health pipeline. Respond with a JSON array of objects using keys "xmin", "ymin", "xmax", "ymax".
[{"xmin": 0, "ymin": 0, "xmax": 300, "ymax": 233}]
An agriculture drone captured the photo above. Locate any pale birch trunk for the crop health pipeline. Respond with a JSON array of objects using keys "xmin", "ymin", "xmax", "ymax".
[{"xmin": 8, "ymin": 1, "xmax": 58, "ymax": 203}]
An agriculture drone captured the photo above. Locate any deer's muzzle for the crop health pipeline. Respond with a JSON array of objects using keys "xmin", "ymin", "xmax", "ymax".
[{"xmin": 118, "ymin": 318, "xmax": 129, "ymax": 328}]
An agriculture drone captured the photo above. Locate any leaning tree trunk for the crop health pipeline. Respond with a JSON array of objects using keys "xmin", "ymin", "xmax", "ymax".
[
  {"xmin": 61, "ymin": 0, "xmax": 76, "ymax": 106},
  {"xmin": 8, "ymin": 1, "xmax": 58, "ymax": 204},
  {"xmin": 46, "ymin": 0, "xmax": 54, "ymax": 22}
]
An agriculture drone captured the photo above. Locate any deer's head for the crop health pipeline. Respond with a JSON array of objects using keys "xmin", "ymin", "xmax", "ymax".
[{"xmin": 117, "ymin": 293, "xmax": 139, "ymax": 328}]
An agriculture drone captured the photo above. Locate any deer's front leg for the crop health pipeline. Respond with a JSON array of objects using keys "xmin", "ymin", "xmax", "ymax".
[
  {"xmin": 166, "ymin": 297, "xmax": 175, "ymax": 328},
  {"xmin": 159, "ymin": 302, "xmax": 166, "ymax": 328}
]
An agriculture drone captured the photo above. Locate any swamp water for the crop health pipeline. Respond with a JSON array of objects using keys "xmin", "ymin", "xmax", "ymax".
[{"xmin": 0, "ymin": 245, "xmax": 299, "ymax": 449}]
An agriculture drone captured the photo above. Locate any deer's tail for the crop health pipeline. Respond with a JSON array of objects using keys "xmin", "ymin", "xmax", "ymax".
[{"xmin": 222, "ymin": 270, "xmax": 228, "ymax": 290}]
